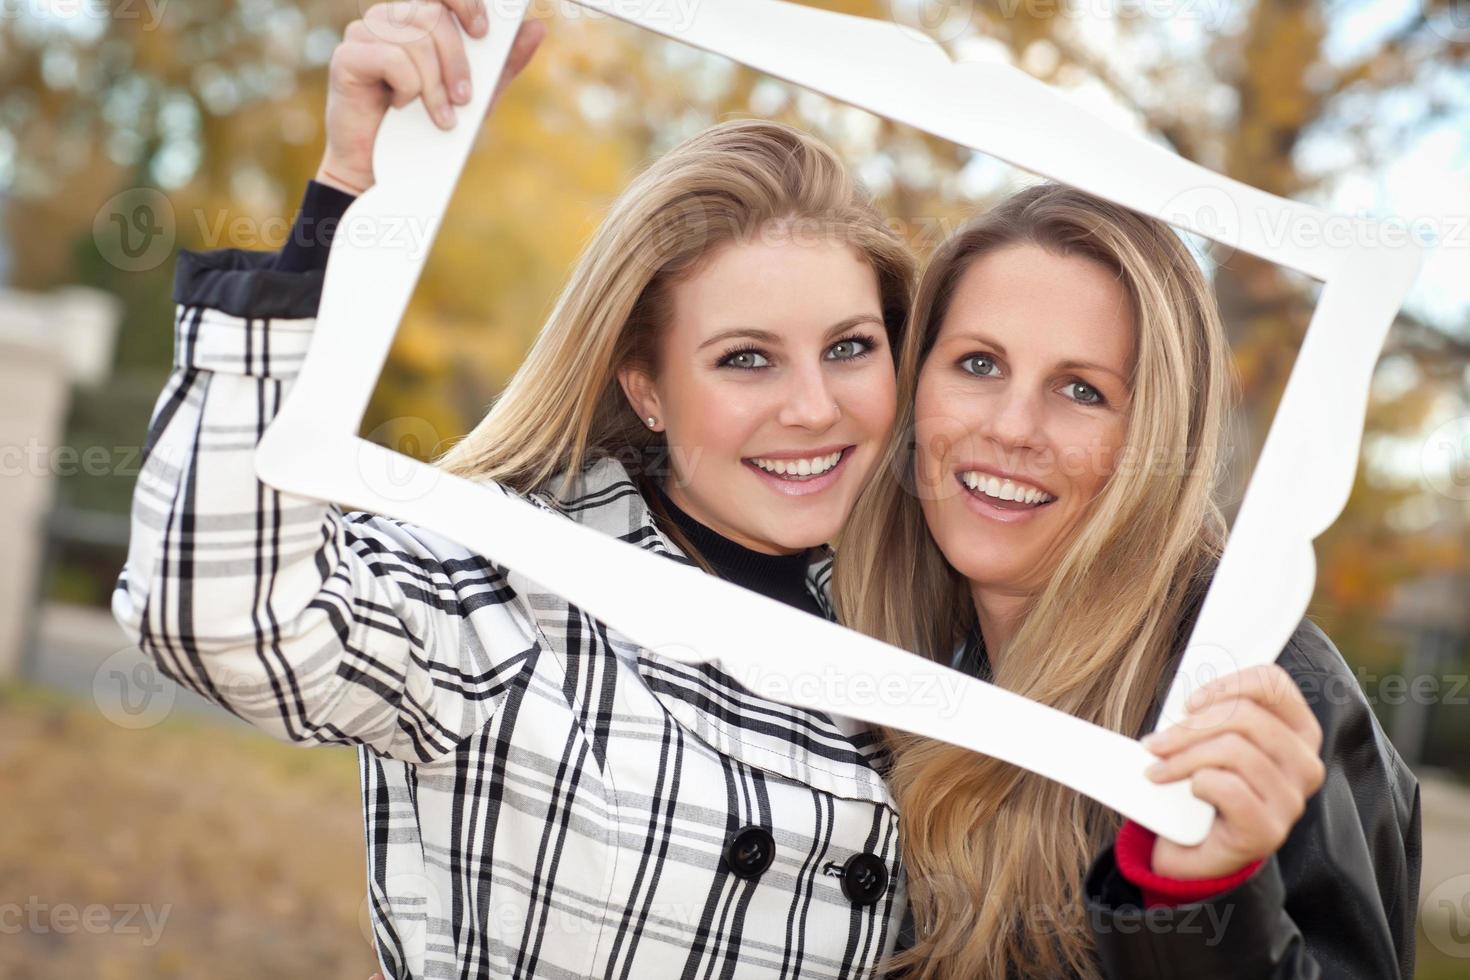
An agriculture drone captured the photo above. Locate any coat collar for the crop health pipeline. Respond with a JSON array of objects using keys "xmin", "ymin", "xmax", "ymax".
[{"xmin": 530, "ymin": 455, "xmax": 891, "ymax": 806}]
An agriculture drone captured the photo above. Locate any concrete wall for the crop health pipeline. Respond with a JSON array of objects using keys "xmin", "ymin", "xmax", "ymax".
[
  {"xmin": 0, "ymin": 285, "xmax": 121, "ymax": 678},
  {"xmin": 0, "ymin": 339, "xmax": 70, "ymax": 677}
]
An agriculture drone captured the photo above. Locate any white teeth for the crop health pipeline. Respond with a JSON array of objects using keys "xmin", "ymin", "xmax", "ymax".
[
  {"xmin": 958, "ymin": 471, "xmax": 1054, "ymax": 505},
  {"xmin": 750, "ymin": 451, "xmax": 843, "ymax": 478}
]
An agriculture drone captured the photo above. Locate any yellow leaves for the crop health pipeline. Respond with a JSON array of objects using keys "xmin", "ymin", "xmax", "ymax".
[{"xmin": 362, "ymin": 17, "xmax": 642, "ymax": 445}]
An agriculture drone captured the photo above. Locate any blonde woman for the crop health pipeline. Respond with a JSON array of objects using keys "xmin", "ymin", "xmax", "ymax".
[
  {"xmin": 114, "ymin": 7, "xmax": 916, "ymax": 978},
  {"xmin": 834, "ymin": 184, "xmax": 1420, "ymax": 979}
]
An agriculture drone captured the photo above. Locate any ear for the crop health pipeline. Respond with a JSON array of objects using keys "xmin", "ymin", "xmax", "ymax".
[{"xmin": 616, "ymin": 365, "xmax": 665, "ymax": 432}]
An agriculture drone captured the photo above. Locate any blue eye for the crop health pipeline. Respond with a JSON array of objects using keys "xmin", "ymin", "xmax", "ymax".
[
  {"xmin": 1063, "ymin": 381, "xmax": 1105, "ymax": 406},
  {"xmin": 961, "ymin": 354, "xmax": 999, "ymax": 377},
  {"xmin": 720, "ymin": 348, "xmax": 770, "ymax": 370}
]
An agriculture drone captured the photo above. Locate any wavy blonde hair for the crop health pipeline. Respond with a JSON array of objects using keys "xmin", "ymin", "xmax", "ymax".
[
  {"xmin": 438, "ymin": 118, "xmax": 914, "ymax": 567},
  {"xmin": 832, "ymin": 183, "xmax": 1236, "ymax": 979}
]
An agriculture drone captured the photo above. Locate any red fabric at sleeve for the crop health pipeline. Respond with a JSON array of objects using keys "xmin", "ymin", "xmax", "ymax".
[{"xmin": 1114, "ymin": 819, "xmax": 1265, "ymax": 908}]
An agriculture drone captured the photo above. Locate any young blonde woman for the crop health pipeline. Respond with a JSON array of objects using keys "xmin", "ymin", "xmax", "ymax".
[
  {"xmin": 114, "ymin": 7, "xmax": 917, "ymax": 978},
  {"xmin": 834, "ymin": 184, "xmax": 1420, "ymax": 979}
]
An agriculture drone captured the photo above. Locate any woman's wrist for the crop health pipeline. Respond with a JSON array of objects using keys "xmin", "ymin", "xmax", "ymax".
[
  {"xmin": 1115, "ymin": 819, "xmax": 1264, "ymax": 907},
  {"xmin": 314, "ymin": 159, "xmax": 372, "ymax": 196}
]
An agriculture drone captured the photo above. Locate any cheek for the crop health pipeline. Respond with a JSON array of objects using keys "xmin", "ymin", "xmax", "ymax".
[
  {"xmin": 1097, "ymin": 421, "xmax": 1128, "ymax": 478},
  {"xmin": 1087, "ymin": 417, "xmax": 1128, "ymax": 487},
  {"xmin": 838, "ymin": 363, "xmax": 898, "ymax": 441},
  {"xmin": 664, "ymin": 374, "xmax": 765, "ymax": 453},
  {"xmin": 912, "ymin": 376, "xmax": 977, "ymax": 499},
  {"xmin": 1056, "ymin": 417, "xmax": 1128, "ymax": 497}
]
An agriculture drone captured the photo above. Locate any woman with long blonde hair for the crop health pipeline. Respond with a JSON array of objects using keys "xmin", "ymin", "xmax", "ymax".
[
  {"xmin": 835, "ymin": 183, "xmax": 1420, "ymax": 978},
  {"xmin": 115, "ymin": 9, "xmax": 918, "ymax": 977}
]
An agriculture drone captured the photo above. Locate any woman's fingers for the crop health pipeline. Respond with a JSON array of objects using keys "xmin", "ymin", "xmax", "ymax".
[
  {"xmin": 342, "ymin": 19, "xmax": 422, "ymax": 110},
  {"xmin": 1186, "ymin": 766, "xmax": 1289, "ymax": 859},
  {"xmin": 440, "ymin": 0, "xmax": 487, "ymax": 38},
  {"xmin": 356, "ymin": 2, "xmax": 541, "ymax": 128},
  {"xmin": 1149, "ymin": 762, "xmax": 1280, "ymax": 879},
  {"xmin": 1181, "ymin": 664, "xmax": 1321, "ymax": 748},
  {"xmin": 1147, "ymin": 730, "xmax": 1305, "ymax": 823},
  {"xmin": 421, "ymin": 0, "xmax": 476, "ymax": 109},
  {"xmin": 365, "ymin": 2, "xmax": 460, "ymax": 128},
  {"xmin": 1146, "ymin": 695, "xmax": 1326, "ymax": 796},
  {"xmin": 1141, "ymin": 664, "xmax": 1329, "ymax": 877}
]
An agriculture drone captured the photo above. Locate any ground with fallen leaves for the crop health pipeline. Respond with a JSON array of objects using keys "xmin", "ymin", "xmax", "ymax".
[
  {"xmin": 0, "ymin": 682, "xmax": 379, "ymax": 979},
  {"xmin": 3, "ymin": 681, "xmax": 1466, "ymax": 979}
]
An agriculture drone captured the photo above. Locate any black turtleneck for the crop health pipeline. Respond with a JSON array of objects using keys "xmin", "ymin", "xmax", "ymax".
[
  {"xmin": 649, "ymin": 481, "xmax": 825, "ymax": 620},
  {"xmin": 956, "ymin": 623, "xmax": 994, "ymax": 683}
]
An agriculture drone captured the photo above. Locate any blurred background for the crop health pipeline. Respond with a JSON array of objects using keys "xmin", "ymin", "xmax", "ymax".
[{"xmin": 1, "ymin": 0, "xmax": 1467, "ymax": 976}]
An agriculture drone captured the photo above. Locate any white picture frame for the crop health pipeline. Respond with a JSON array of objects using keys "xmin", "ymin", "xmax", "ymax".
[{"xmin": 253, "ymin": 0, "xmax": 1424, "ymax": 846}]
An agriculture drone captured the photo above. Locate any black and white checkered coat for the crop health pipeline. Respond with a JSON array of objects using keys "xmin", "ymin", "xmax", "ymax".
[{"xmin": 113, "ymin": 247, "xmax": 906, "ymax": 979}]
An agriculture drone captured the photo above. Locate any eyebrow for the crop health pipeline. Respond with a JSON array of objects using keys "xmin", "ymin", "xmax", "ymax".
[
  {"xmin": 949, "ymin": 331, "xmax": 1129, "ymax": 383},
  {"xmin": 696, "ymin": 314, "xmax": 885, "ymax": 352}
]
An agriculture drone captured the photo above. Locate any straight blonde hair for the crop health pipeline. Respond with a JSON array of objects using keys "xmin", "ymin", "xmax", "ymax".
[
  {"xmin": 438, "ymin": 119, "xmax": 914, "ymax": 570},
  {"xmin": 833, "ymin": 183, "xmax": 1236, "ymax": 979}
]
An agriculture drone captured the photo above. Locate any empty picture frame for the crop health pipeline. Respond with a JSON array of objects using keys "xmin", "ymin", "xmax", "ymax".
[{"xmin": 253, "ymin": 0, "xmax": 1424, "ymax": 846}]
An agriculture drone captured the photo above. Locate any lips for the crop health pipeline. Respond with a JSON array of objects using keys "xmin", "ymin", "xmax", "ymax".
[
  {"xmin": 743, "ymin": 445, "xmax": 856, "ymax": 498},
  {"xmin": 954, "ymin": 463, "xmax": 1056, "ymax": 501},
  {"xmin": 747, "ymin": 449, "xmax": 845, "ymax": 479},
  {"xmin": 954, "ymin": 470, "xmax": 1056, "ymax": 525}
]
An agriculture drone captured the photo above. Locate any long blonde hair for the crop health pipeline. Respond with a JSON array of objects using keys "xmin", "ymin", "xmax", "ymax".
[
  {"xmin": 833, "ymin": 183, "xmax": 1236, "ymax": 979},
  {"xmin": 439, "ymin": 119, "xmax": 914, "ymax": 565}
]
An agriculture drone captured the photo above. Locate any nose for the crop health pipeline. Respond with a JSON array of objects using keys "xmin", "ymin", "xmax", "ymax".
[
  {"xmin": 777, "ymin": 361, "xmax": 842, "ymax": 431},
  {"xmin": 984, "ymin": 382, "xmax": 1045, "ymax": 453}
]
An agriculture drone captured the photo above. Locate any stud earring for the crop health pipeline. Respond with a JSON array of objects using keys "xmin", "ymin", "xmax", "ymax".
[{"xmin": 646, "ymin": 416, "xmax": 658, "ymax": 429}]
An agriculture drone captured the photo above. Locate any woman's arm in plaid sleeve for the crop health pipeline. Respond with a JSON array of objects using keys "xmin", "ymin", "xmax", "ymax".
[{"xmin": 112, "ymin": 242, "xmax": 542, "ymax": 764}]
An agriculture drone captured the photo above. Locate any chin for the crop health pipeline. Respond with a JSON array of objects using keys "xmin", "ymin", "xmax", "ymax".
[
  {"xmin": 776, "ymin": 527, "xmax": 834, "ymax": 553},
  {"xmin": 940, "ymin": 538, "xmax": 1016, "ymax": 586},
  {"xmin": 766, "ymin": 515, "xmax": 838, "ymax": 553}
]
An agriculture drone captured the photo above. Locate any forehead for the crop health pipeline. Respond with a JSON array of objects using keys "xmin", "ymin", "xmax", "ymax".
[
  {"xmin": 664, "ymin": 236, "xmax": 883, "ymax": 340},
  {"xmin": 939, "ymin": 243, "xmax": 1135, "ymax": 366}
]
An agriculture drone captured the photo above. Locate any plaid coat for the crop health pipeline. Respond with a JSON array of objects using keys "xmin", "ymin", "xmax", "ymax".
[{"xmin": 113, "ymin": 246, "xmax": 906, "ymax": 979}]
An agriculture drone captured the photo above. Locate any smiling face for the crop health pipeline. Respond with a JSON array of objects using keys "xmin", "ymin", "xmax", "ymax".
[
  {"xmin": 914, "ymin": 242, "xmax": 1135, "ymax": 601},
  {"xmin": 619, "ymin": 232, "xmax": 898, "ymax": 555}
]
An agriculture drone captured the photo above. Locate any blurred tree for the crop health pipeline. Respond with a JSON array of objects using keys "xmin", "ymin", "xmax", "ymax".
[
  {"xmin": 881, "ymin": 0, "xmax": 1470, "ymax": 657},
  {"xmin": 2, "ymin": 0, "xmax": 1466, "ymax": 664}
]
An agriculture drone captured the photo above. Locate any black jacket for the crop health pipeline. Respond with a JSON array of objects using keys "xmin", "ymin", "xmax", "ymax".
[
  {"xmin": 1083, "ymin": 616, "xmax": 1422, "ymax": 978},
  {"xmin": 893, "ymin": 614, "xmax": 1421, "ymax": 979}
]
